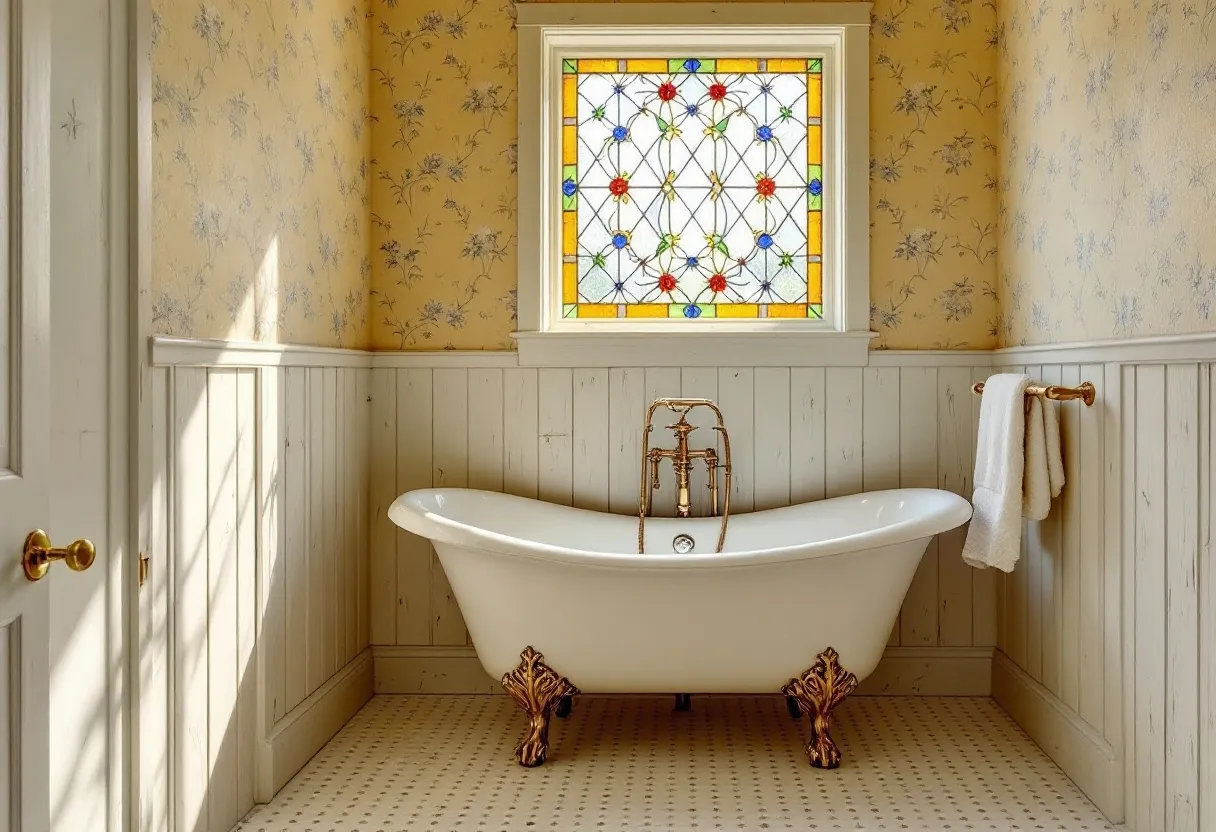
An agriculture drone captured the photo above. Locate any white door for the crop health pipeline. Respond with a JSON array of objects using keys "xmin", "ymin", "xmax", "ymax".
[
  {"xmin": 48, "ymin": 0, "xmax": 127, "ymax": 827},
  {"xmin": 0, "ymin": 2, "xmax": 55, "ymax": 832}
]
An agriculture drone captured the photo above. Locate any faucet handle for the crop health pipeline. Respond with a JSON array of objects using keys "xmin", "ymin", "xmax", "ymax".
[{"xmin": 666, "ymin": 414, "xmax": 696, "ymax": 435}]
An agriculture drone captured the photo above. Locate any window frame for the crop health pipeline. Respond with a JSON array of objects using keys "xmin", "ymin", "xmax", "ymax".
[{"xmin": 516, "ymin": 2, "xmax": 873, "ymax": 367}]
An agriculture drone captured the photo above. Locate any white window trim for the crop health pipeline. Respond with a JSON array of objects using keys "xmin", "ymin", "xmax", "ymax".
[{"xmin": 515, "ymin": 2, "xmax": 874, "ymax": 367}]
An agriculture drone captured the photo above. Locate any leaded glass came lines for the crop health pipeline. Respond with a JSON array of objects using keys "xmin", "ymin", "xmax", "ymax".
[{"xmin": 561, "ymin": 57, "xmax": 824, "ymax": 320}]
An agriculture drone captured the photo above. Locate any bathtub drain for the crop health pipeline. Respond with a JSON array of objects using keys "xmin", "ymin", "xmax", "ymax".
[{"xmin": 672, "ymin": 534, "xmax": 695, "ymax": 554}]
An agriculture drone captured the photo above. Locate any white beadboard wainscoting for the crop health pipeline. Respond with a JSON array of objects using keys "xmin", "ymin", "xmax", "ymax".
[
  {"xmin": 365, "ymin": 353, "xmax": 1000, "ymax": 697},
  {"xmin": 144, "ymin": 354, "xmax": 373, "ymax": 832},
  {"xmin": 988, "ymin": 336, "xmax": 1216, "ymax": 828},
  {"xmin": 147, "ymin": 332, "xmax": 1216, "ymax": 831}
]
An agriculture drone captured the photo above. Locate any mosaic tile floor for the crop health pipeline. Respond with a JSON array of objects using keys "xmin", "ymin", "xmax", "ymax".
[{"xmin": 236, "ymin": 695, "xmax": 1117, "ymax": 832}]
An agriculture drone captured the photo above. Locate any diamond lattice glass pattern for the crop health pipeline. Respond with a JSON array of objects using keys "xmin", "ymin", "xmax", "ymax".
[{"xmin": 561, "ymin": 58, "xmax": 823, "ymax": 320}]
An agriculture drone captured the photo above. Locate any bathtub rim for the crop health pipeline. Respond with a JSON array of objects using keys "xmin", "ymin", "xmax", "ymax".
[{"xmin": 389, "ymin": 487, "xmax": 973, "ymax": 570}]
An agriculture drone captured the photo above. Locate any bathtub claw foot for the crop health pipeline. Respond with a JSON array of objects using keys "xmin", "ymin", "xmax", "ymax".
[
  {"xmin": 781, "ymin": 647, "xmax": 858, "ymax": 770},
  {"xmin": 555, "ymin": 695, "xmax": 573, "ymax": 719},
  {"xmin": 674, "ymin": 693, "xmax": 692, "ymax": 712},
  {"xmin": 785, "ymin": 695, "xmax": 802, "ymax": 720},
  {"xmin": 501, "ymin": 647, "xmax": 580, "ymax": 767}
]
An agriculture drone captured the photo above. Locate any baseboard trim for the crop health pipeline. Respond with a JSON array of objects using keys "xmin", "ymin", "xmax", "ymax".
[
  {"xmin": 991, "ymin": 651, "xmax": 1121, "ymax": 823},
  {"xmin": 257, "ymin": 649, "xmax": 374, "ymax": 801},
  {"xmin": 857, "ymin": 647, "xmax": 993, "ymax": 695},
  {"xmin": 372, "ymin": 645, "xmax": 993, "ymax": 696}
]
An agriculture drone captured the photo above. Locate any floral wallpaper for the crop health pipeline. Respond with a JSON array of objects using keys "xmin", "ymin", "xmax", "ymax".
[
  {"xmin": 998, "ymin": 0, "xmax": 1216, "ymax": 345},
  {"xmin": 151, "ymin": 0, "xmax": 372, "ymax": 348},
  {"xmin": 368, "ymin": 0, "xmax": 1001, "ymax": 350}
]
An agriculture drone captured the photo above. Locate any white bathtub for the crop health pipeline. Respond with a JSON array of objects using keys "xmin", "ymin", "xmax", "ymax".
[{"xmin": 389, "ymin": 488, "xmax": 973, "ymax": 694}]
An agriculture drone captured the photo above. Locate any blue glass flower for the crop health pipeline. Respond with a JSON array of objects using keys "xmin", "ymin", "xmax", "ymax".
[
  {"xmin": 612, "ymin": 125, "xmax": 628, "ymax": 142},
  {"xmin": 686, "ymin": 104, "xmax": 699, "ymax": 116},
  {"xmin": 757, "ymin": 233, "xmax": 774, "ymax": 250},
  {"xmin": 809, "ymin": 178, "xmax": 823, "ymax": 197},
  {"xmin": 613, "ymin": 281, "xmax": 627, "ymax": 293},
  {"xmin": 613, "ymin": 83, "xmax": 626, "ymax": 95},
  {"xmin": 683, "ymin": 304, "xmax": 701, "ymax": 318},
  {"xmin": 756, "ymin": 125, "xmax": 774, "ymax": 142},
  {"xmin": 683, "ymin": 59, "xmax": 701, "ymax": 72},
  {"xmin": 562, "ymin": 179, "xmax": 577, "ymax": 197},
  {"xmin": 686, "ymin": 256, "xmax": 698, "ymax": 267},
  {"xmin": 612, "ymin": 233, "xmax": 629, "ymax": 250}
]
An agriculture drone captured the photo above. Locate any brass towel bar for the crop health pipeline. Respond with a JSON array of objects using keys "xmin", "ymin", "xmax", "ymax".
[{"xmin": 970, "ymin": 380, "xmax": 1096, "ymax": 407}]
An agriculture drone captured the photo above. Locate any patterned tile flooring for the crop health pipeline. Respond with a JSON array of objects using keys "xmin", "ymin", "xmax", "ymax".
[{"xmin": 236, "ymin": 695, "xmax": 1117, "ymax": 832}]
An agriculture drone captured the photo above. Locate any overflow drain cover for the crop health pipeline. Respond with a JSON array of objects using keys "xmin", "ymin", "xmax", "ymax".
[{"xmin": 672, "ymin": 534, "xmax": 695, "ymax": 554}]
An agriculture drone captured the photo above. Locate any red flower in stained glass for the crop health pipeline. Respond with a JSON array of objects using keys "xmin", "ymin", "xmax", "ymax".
[
  {"xmin": 708, "ymin": 83, "xmax": 728, "ymax": 101},
  {"xmin": 658, "ymin": 273, "xmax": 677, "ymax": 293},
  {"xmin": 609, "ymin": 176, "xmax": 630, "ymax": 197},
  {"xmin": 708, "ymin": 273, "xmax": 727, "ymax": 293},
  {"xmin": 657, "ymin": 82, "xmax": 678, "ymax": 101},
  {"xmin": 755, "ymin": 176, "xmax": 776, "ymax": 198}
]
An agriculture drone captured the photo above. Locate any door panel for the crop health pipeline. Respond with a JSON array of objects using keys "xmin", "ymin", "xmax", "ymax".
[
  {"xmin": 0, "ymin": 1, "xmax": 52, "ymax": 831},
  {"xmin": 0, "ymin": 624, "xmax": 11, "ymax": 832},
  {"xmin": 49, "ymin": 0, "xmax": 116, "ymax": 827}
]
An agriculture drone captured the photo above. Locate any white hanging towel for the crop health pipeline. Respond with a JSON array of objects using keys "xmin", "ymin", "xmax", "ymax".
[
  {"xmin": 1022, "ymin": 393, "xmax": 1065, "ymax": 521},
  {"xmin": 961, "ymin": 372, "xmax": 1064, "ymax": 572}
]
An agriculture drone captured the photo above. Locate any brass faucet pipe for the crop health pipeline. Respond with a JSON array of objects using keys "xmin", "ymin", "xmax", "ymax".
[{"xmin": 637, "ymin": 399, "xmax": 733, "ymax": 554}]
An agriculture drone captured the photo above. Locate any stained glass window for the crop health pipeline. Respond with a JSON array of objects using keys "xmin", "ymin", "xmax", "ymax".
[{"xmin": 560, "ymin": 58, "xmax": 824, "ymax": 321}]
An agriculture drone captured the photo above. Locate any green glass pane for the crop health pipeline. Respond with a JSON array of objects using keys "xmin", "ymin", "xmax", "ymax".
[
  {"xmin": 807, "ymin": 304, "xmax": 823, "ymax": 319},
  {"xmin": 666, "ymin": 58, "xmax": 718, "ymax": 73},
  {"xmin": 808, "ymin": 58, "xmax": 822, "ymax": 74},
  {"xmin": 562, "ymin": 164, "xmax": 577, "ymax": 210},
  {"xmin": 563, "ymin": 59, "xmax": 577, "ymax": 74},
  {"xmin": 807, "ymin": 163, "xmax": 823, "ymax": 210},
  {"xmin": 563, "ymin": 304, "xmax": 578, "ymax": 318},
  {"xmin": 668, "ymin": 303, "xmax": 717, "ymax": 319}
]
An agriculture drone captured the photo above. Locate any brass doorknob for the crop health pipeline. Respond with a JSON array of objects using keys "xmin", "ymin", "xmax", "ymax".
[{"xmin": 22, "ymin": 530, "xmax": 96, "ymax": 581}]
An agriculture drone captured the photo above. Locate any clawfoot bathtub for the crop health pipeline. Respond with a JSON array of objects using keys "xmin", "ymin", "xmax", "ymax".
[{"xmin": 389, "ymin": 488, "xmax": 972, "ymax": 768}]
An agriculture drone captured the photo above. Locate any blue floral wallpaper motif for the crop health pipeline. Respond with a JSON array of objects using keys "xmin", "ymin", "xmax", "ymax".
[
  {"xmin": 151, "ymin": 0, "xmax": 372, "ymax": 347},
  {"xmin": 998, "ymin": 0, "xmax": 1216, "ymax": 345}
]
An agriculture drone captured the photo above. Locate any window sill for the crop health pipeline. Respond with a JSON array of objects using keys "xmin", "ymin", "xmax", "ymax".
[{"xmin": 512, "ymin": 330, "xmax": 877, "ymax": 368}]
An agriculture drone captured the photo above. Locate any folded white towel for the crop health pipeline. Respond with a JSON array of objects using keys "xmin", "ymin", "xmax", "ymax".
[
  {"xmin": 1044, "ymin": 398, "xmax": 1065, "ymax": 498},
  {"xmin": 962, "ymin": 374, "xmax": 1032, "ymax": 572},
  {"xmin": 1022, "ymin": 395, "xmax": 1065, "ymax": 521},
  {"xmin": 1023, "ymin": 395, "xmax": 1050, "ymax": 520}
]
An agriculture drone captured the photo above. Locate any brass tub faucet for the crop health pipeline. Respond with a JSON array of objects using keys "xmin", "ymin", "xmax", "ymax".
[{"xmin": 637, "ymin": 398, "xmax": 732, "ymax": 553}]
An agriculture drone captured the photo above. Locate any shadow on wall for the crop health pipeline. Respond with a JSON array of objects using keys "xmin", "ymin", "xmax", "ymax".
[{"xmin": 145, "ymin": 309, "xmax": 372, "ymax": 830}]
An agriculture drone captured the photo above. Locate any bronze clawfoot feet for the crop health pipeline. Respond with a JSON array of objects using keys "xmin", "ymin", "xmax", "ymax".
[
  {"xmin": 781, "ymin": 647, "xmax": 858, "ymax": 769},
  {"xmin": 500, "ymin": 646, "xmax": 580, "ymax": 767}
]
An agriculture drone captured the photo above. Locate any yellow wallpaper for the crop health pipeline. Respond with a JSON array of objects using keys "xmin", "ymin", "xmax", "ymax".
[
  {"xmin": 998, "ymin": 0, "xmax": 1216, "ymax": 345},
  {"xmin": 368, "ymin": 0, "xmax": 1001, "ymax": 350},
  {"xmin": 151, "ymin": 0, "xmax": 372, "ymax": 348}
]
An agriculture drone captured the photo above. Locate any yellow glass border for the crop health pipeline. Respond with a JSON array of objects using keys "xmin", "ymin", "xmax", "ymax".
[
  {"xmin": 562, "ymin": 263, "xmax": 577, "ymax": 304},
  {"xmin": 562, "ymin": 58, "xmax": 826, "ymax": 322},
  {"xmin": 578, "ymin": 303, "xmax": 618, "ymax": 318}
]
